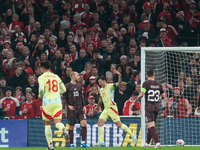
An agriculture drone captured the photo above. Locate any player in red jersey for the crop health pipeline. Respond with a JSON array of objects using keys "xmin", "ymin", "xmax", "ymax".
[
  {"xmin": 0, "ymin": 87, "xmax": 20, "ymax": 117},
  {"xmin": 132, "ymin": 69, "xmax": 165, "ymax": 148},
  {"xmin": 19, "ymin": 91, "xmax": 34, "ymax": 119}
]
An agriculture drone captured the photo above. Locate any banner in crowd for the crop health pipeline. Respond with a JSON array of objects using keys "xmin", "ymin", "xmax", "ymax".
[
  {"xmin": 28, "ymin": 118, "xmax": 142, "ymax": 147},
  {"xmin": 0, "ymin": 120, "xmax": 27, "ymax": 147}
]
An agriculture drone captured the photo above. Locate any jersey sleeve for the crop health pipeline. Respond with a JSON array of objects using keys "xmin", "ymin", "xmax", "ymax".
[
  {"xmin": 38, "ymin": 76, "xmax": 45, "ymax": 98},
  {"xmin": 142, "ymin": 82, "xmax": 147, "ymax": 93},
  {"xmin": 160, "ymin": 84, "xmax": 164, "ymax": 94},
  {"xmin": 109, "ymin": 84, "xmax": 116, "ymax": 89}
]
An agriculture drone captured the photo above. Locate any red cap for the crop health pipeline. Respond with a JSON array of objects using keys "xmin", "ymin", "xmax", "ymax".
[
  {"xmin": 173, "ymin": 87, "xmax": 180, "ymax": 91},
  {"xmin": 89, "ymin": 27, "xmax": 95, "ymax": 32},
  {"xmin": 143, "ymin": 20, "xmax": 150, "ymax": 24},
  {"xmin": 89, "ymin": 76, "xmax": 96, "ymax": 80},
  {"xmin": 16, "ymin": 42, "xmax": 24, "ymax": 49},
  {"xmin": 142, "ymin": 2, "xmax": 153, "ymax": 10},
  {"xmin": 88, "ymin": 95, "xmax": 95, "ymax": 99},
  {"xmin": 4, "ymin": 40, "xmax": 11, "ymax": 45}
]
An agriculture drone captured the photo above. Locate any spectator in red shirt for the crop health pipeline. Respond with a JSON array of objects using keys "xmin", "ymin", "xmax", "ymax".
[
  {"xmin": 85, "ymin": 95, "xmax": 102, "ymax": 118},
  {"xmin": 24, "ymin": 17, "xmax": 35, "ymax": 39},
  {"xmin": 80, "ymin": 3, "xmax": 93, "ymax": 27},
  {"xmin": 31, "ymin": 98, "xmax": 42, "ymax": 118},
  {"xmin": 157, "ymin": 19, "xmax": 178, "ymax": 46},
  {"xmin": 158, "ymin": 28, "xmax": 172, "ymax": 47},
  {"xmin": 0, "ymin": 87, "xmax": 20, "ymax": 117},
  {"xmin": 19, "ymin": 91, "xmax": 34, "ymax": 119},
  {"xmin": 81, "ymin": 33, "xmax": 97, "ymax": 52},
  {"xmin": 89, "ymin": 27, "xmax": 102, "ymax": 48},
  {"xmin": 13, "ymin": 86, "xmax": 25, "ymax": 105},
  {"xmin": 72, "ymin": 0, "xmax": 84, "ymax": 13},
  {"xmin": 123, "ymin": 91, "xmax": 140, "ymax": 116},
  {"xmin": 85, "ymin": 76, "xmax": 99, "ymax": 98},
  {"xmin": 161, "ymin": 87, "xmax": 192, "ymax": 117},
  {"xmin": 157, "ymin": 2, "xmax": 174, "ymax": 24},
  {"xmin": 7, "ymin": 14, "xmax": 24, "ymax": 34},
  {"xmin": 72, "ymin": 14, "xmax": 88, "ymax": 32}
]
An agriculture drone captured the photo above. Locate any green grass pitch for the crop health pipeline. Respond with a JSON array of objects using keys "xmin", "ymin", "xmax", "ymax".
[{"xmin": 0, "ymin": 147, "xmax": 200, "ymax": 150}]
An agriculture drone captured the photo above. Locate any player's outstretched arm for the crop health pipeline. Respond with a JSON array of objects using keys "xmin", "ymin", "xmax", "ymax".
[
  {"xmin": 131, "ymin": 92, "xmax": 145, "ymax": 107},
  {"xmin": 95, "ymin": 96, "xmax": 102, "ymax": 111},
  {"xmin": 114, "ymin": 70, "xmax": 122, "ymax": 87},
  {"xmin": 60, "ymin": 82, "xmax": 66, "ymax": 95}
]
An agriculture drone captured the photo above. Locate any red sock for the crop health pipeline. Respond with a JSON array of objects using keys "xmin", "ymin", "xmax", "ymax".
[
  {"xmin": 81, "ymin": 127, "xmax": 87, "ymax": 142},
  {"xmin": 149, "ymin": 127, "xmax": 159, "ymax": 143},
  {"xmin": 69, "ymin": 129, "xmax": 74, "ymax": 144},
  {"xmin": 146, "ymin": 128, "xmax": 152, "ymax": 144}
]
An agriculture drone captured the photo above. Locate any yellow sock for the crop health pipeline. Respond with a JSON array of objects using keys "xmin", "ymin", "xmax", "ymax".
[
  {"xmin": 55, "ymin": 122, "xmax": 65, "ymax": 131},
  {"xmin": 121, "ymin": 124, "xmax": 133, "ymax": 136},
  {"xmin": 45, "ymin": 125, "xmax": 52, "ymax": 146},
  {"xmin": 99, "ymin": 126, "xmax": 104, "ymax": 142}
]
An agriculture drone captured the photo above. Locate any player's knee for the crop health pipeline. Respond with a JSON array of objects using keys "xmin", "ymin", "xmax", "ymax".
[{"xmin": 69, "ymin": 125, "xmax": 75, "ymax": 130}]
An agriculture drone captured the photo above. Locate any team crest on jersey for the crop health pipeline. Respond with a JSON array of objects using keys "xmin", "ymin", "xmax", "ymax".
[
  {"xmin": 11, "ymin": 101, "xmax": 13, "ymax": 104},
  {"xmin": 74, "ymin": 88, "xmax": 76, "ymax": 90}
]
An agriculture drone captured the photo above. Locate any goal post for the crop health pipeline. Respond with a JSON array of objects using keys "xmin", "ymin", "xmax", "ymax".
[{"xmin": 141, "ymin": 47, "xmax": 200, "ymax": 147}]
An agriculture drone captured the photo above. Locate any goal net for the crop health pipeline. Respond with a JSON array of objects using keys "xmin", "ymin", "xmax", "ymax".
[{"xmin": 141, "ymin": 47, "xmax": 200, "ymax": 146}]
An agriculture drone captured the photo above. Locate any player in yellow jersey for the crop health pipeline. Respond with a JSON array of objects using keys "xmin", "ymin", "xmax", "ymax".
[
  {"xmin": 38, "ymin": 60, "xmax": 69, "ymax": 150},
  {"xmin": 93, "ymin": 70, "xmax": 137, "ymax": 147}
]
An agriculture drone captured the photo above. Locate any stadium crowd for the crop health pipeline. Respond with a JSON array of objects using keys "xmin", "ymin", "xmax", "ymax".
[{"xmin": 0, "ymin": 0, "xmax": 200, "ymax": 119}]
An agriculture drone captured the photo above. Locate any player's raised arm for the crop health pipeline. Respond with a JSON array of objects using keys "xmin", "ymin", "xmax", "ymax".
[{"xmin": 114, "ymin": 70, "xmax": 122, "ymax": 87}]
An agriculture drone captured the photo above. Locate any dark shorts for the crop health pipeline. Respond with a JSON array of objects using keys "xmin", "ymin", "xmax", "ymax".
[
  {"xmin": 145, "ymin": 111, "xmax": 158, "ymax": 123},
  {"xmin": 67, "ymin": 109, "xmax": 86, "ymax": 126}
]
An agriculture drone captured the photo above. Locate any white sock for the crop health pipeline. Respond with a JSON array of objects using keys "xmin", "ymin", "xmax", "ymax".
[
  {"xmin": 81, "ymin": 141, "xmax": 85, "ymax": 144},
  {"xmin": 156, "ymin": 143, "xmax": 160, "ymax": 145}
]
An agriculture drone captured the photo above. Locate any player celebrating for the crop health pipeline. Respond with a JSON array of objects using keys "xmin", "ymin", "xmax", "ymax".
[
  {"xmin": 63, "ymin": 71, "xmax": 89, "ymax": 148},
  {"xmin": 94, "ymin": 70, "xmax": 137, "ymax": 147},
  {"xmin": 131, "ymin": 69, "xmax": 165, "ymax": 148},
  {"xmin": 38, "ymin": 60, "xmax": 69, "ymax": 150}
]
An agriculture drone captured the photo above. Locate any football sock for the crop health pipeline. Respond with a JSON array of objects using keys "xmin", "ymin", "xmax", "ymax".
[
  {"xmin": 146, "ymin": 128, "xmax": 152, "ymax": 144},
  {"xmin": 99, "ymin": 126, "xmax": 104, "ymax": 141},
  {"xmin": 69, "ymin": 129, "xmax": 74, "ymax": 144},
  {"xmin": 121, "ymin": 124, "xmax": 133, "ymax": 136},
  {"xmin": 81, "ymin": 127, "xmax": 87, "ymax": 142},
  {"xmin": 150, "ymin": 127, "xmax": 159, "ymax": 143},
  {"xmin": 45, "ymin": 125, "xmax": 52, "ymax": 146},
  {"xmin": 55, "ymin": 122, "xmax": 65, "ymax": 131}
]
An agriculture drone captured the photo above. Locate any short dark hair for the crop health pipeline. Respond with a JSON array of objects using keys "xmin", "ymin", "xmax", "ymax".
[
  {"xmin": 98, "ymin": 76, "xmax": 106, "ymax": 81},
  {"xmin": 92, "ymin": 66, "xmax": 98, "ymax": 70},
  {"xmin": 93, "ymin": 49, "xmax": 100, "ymax": 54},
  {"xmin": 147, "ymin": 69, "xmax": 155, "ymax": 77},
  {"xmin": 134, "ymin": 71, "xmax": 140, "ymax": 78},
  {"xmin": 132, "ymin": 91, "xmax": 139, "ymax": 96},
  {"xmin": 41, "ymin": 60, "xmax": 51, "ymax": 70}
]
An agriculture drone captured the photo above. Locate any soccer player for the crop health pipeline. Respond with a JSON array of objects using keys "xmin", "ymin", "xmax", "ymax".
[
  {"xmin": 63, "ymin": 71, "xmax": 89, "ymax": 148},
  {"xmin": 94, "ymin": 70, "xmax": 137, "ymax": 147},
  {"xmin": 38, "ymin": 60, "xmax": 69, "ymax": 150},
  {"xmin": 131, "ymin": 69, "xmax": 165, "ymax": 148}
]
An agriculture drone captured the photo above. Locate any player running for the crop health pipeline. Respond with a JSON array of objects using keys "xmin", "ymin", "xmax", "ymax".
[
  {"xmin": 38, "ymin": 60, "xmax": 69, "ymax": 150},
  {"xmin": 63, "ymin": 71, "xmax": 89, "ymax": 148},
  {"xmin": 131, "ymin": 69, "xmax": 165, "ymax": 148},
  {"xmin": 94, "ymin": 70, "xmax": 137, "ymax": 147}
]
